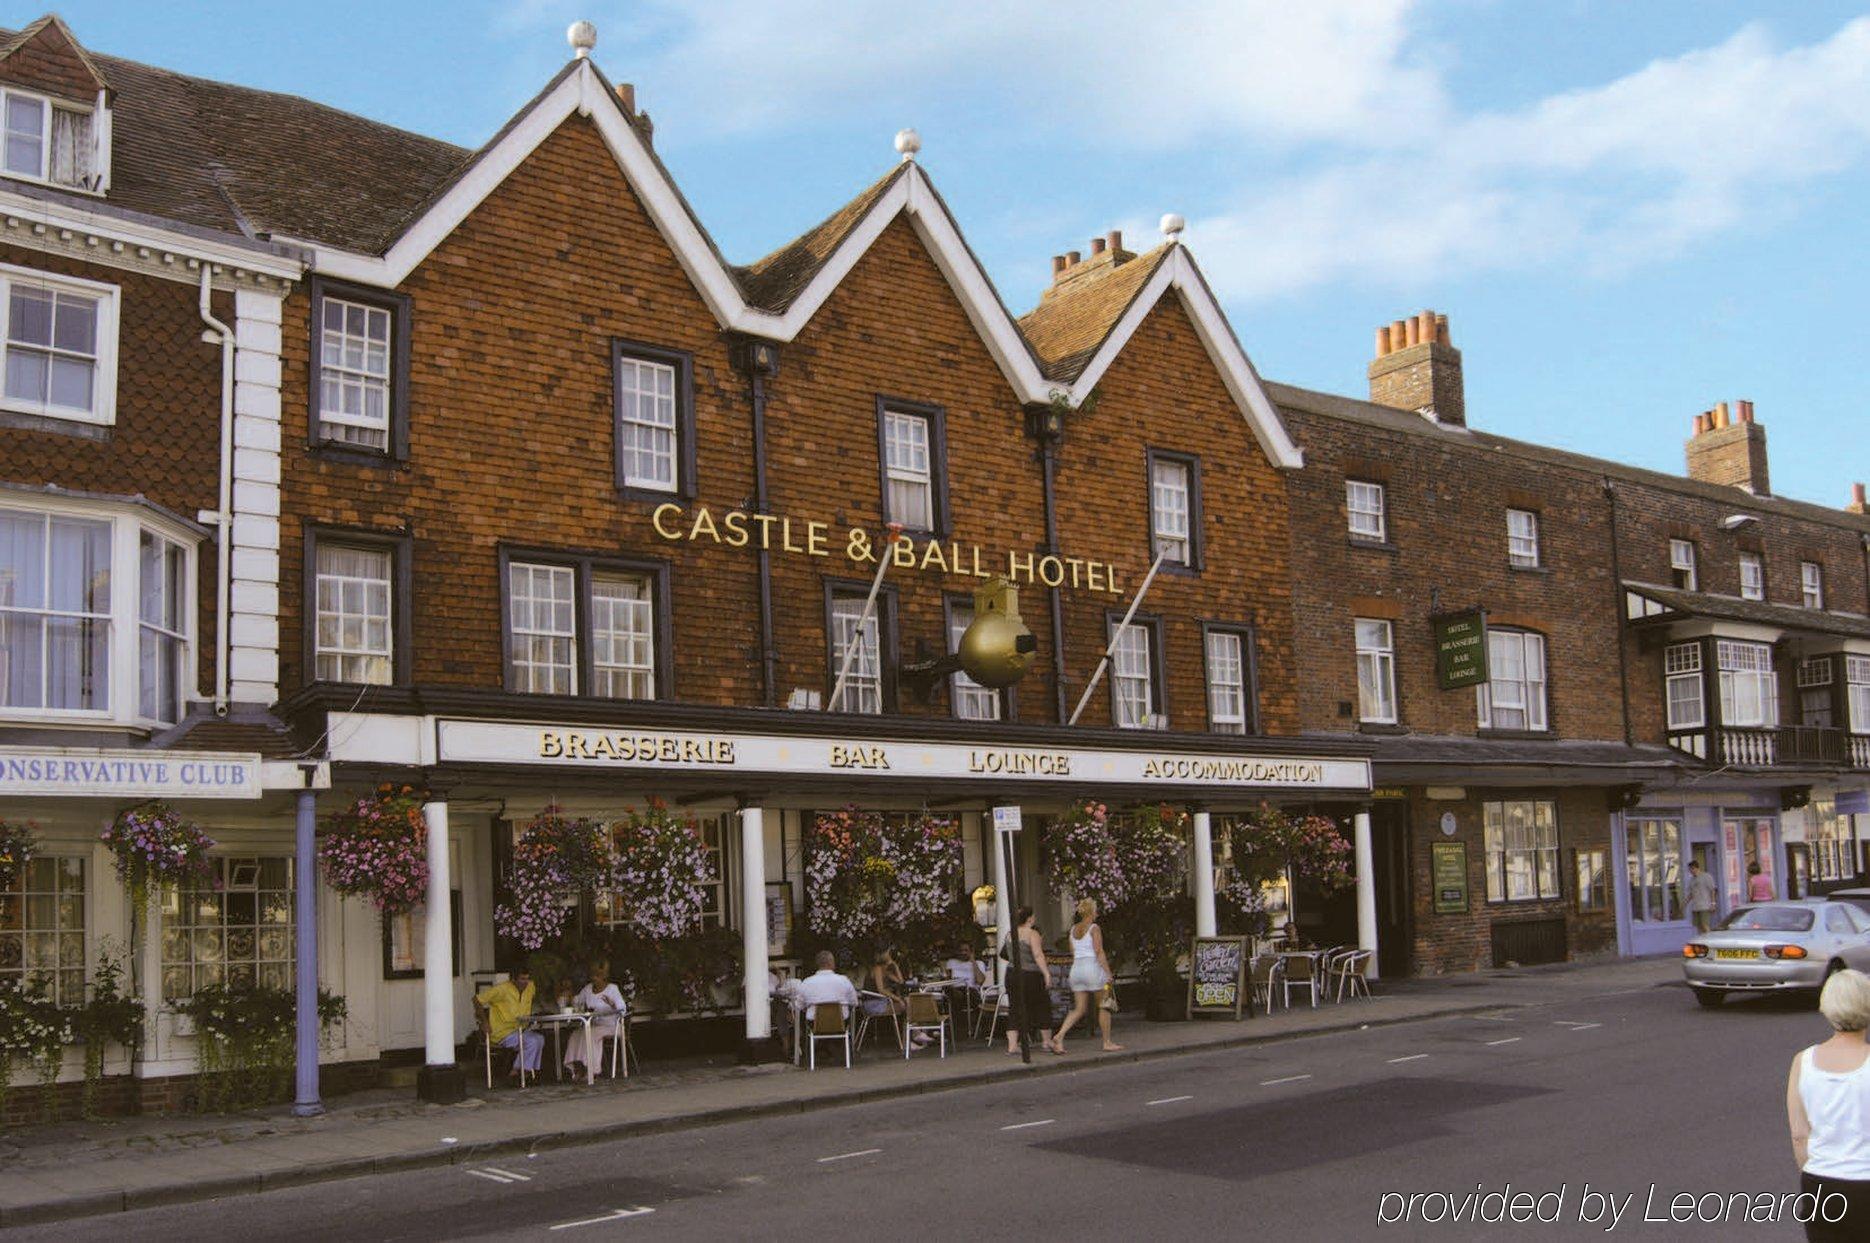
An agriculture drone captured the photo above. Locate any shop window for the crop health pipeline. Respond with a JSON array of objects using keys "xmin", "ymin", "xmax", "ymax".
[
  {"xmin": 1669, "ymin": 539, "xmax": 1698, "ymax": 591},
  {"xmin": 1346, "ymin": 479, "xmax": 1386, "ymax": 542},
  {"xmin": 1716, "ymin": 639, "xmax": 1777, "ymax": 728},
  {"xmin": 1477, "ymin": 629, "xmax": 1547, "ymax": 732},
  {"xmin": 1802, "ymin": 561, "xmax": 1825, "ymax": 610},
  {"xmin": 0, "ymin": 855, "xmax": 85, "ymax": 1004},
  {"xmin": 161, "ymin": 856, "xmax": 293, "ymax": 999},
  {"xmin": 1483, "ymin": 799, "xmax": 1559, "ymax": 902},
  {"xmin": 1204, "ymin": 625, "xmax": 1256, "ymax": 735},
  {"xmin": 877, "ymin": 401, "xmax": 947, "ymax": 535},
  {"xmin": 309, "ymin": 278, "xmax": 408, "ymax": 458},
  {"xmin": 1739, "ymin": 552, "xmax": 1765, "ymax": 602},
  {"xmin": 826, "ymin": 587, "xmax": 894, "ymax": 714},
  {"xmin": 1847, "ymin": 655, "xmax": 1870, "ymax": 733},
  {"xmin": 1665, "ymin": 642, "xmax": 1705, "ymax": 730},
  {"xmin": 2, "ymin": 88, "xmax": 99, "ymax": 191},
  {"xmin": 1625, "ymin": 817, "xmax": 1682, "ymax": 923},
  {"xmin": 503, "ymin": 550, "xmax": 668, "ymax": 700},
  {"xmin": 613, "ymin": 341, "xmax": 695, "ymax": 498},
  {"xmin": 1506, "ymin": 509, "xmax": 1540, "ymax": 568},
  {"xmin": 1812, "ymin": 814, "xmax": 1854, "ymax": 884},
  {"xmin": 1354, "ymin": 618, "xmax": 1396, "ymax": 725},
  {"xmin": 595, "ymin": 814, "xmax": 729, "ymax": 932},
  {"xmin": 1573, "ymin": 849, "xmax": 1609, "ymax": 913},
  {"xmin": 945, "ymin": 598, "xmax": 1000, "ymax": 722},
  {"xmin": 1107, "ymin": 615, "xmax": 1165, "ymax": 729},
  {"xmin": 1147, "ymin": 450, "xmax": 1202, "ymax": 570}
]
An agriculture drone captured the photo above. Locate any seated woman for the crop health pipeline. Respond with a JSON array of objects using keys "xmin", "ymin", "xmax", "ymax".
[
  {"xmin": 865, "ymin": 948, "xmax": 929, "ymax": 1048},
  {"xmin": 563, "ymin": 959, "xmax": 627, "ymax": 1077}
]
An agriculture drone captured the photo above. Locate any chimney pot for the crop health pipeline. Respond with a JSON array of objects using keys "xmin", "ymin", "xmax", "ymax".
[
  {"xmin": 1854, "ymin": 481, "xmax": 1867, "ymax": 506},
  {"xmin": 1404, "ymin": 317, "xmax": 1420, "ymax": 348},
  {"xmin": 1370, "ymin": 307, "xmax": 1466, "ymax": 426},
  {"xmin": 1066, "ymin": 250, "xmax": 1081, "ymax": 267},
  {"xmin": 1738, "ymin": 399, "xmax": 1754, "ymax": 424},
  {"xmin": 1376, "ymin": 326, "xmax": 1392, "ymax": 357},
  {"xmin": 1391, "ymin": 320, "xmax": 1408, "ymax": 350},
  {"xmin": 1417, "ymin": 310, "xmax": 1436, "ymax": 345},
  {"xmin": 616, "ymin": 83, "xmax": 635, "ymax": 114},
  {"xmin": 1090, "ymin": 236, "xmax": 1106, "ymax": 256},
  {"xmin": 1435, "ymin": 314, "xmax": 1450, "ymax": 346},
  {"xmin": 1106, "ymin": 229, "xmax": 1123, "ymax": 253},
  {"xmin": 1051, "ymin": 255, "xmax": 1066, "ymax": 276}
]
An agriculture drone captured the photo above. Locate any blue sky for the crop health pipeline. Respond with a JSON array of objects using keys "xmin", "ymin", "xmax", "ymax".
[{"xmin": 37, "ymin": 2, "xmax": 1870, "ymax": 507}]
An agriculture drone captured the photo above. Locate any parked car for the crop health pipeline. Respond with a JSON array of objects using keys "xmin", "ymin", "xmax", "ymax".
[
  {"xmin": 1682, "ymin": 902, "xmax": 1870, "ymax": 1007},
  {"xmin": 1824, "ymin": 888, "xmax": 1870, "ymax": 916}
]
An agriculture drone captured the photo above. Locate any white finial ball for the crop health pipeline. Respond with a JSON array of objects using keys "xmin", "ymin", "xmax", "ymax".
[
  {"xmin": 567, "ymin": 20, "xmax": 597, "ymax": 57},
  {"xmin": 1160, "ymin": 212, "xmax": 1186, "ymax": 239},
  {"xmin": 894, "ymin": 128, "xmax": 922, "ymax": 161}
]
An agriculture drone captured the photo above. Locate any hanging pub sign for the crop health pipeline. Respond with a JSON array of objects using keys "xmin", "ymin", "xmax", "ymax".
[
  {"xmin": 1432, "ymin": 841, "xmax": 1469, "ymax": 914},
  {"xmin": 1431, "ymin": 609, "xmax": 1489, "ymax": 690},
  {"xmin": 1186, "ymin": 935, "xmax": 1251, "ymax": 1019}
]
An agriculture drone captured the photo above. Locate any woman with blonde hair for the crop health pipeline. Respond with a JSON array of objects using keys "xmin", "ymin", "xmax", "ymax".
[
  {"xmin": 564, "ymin": 959, "xmax": 626, "ymax": 1078},
  {"xmin": 1052, "ymin": 897, "xmax": 1122, "ymax": 1053},
  {"xmin": 1788, "ymin": 968, "xmax": 1870, "ymax": 1240}
]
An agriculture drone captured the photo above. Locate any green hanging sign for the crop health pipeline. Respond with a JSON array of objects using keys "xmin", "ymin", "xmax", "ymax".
[{"xmin": 1432, "ymin": 609, "xmax": 1489, "ymax": 690}]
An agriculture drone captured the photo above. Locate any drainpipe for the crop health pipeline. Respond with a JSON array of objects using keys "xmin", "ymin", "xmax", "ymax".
[
  {"xmin": 198, "ymin": 268, "xmax": 235, "ymax": 714},
  {"xmin": 1036, "ymin": 426, "xmax": 1068, "ymax": 721},
  {"xmin": 1604, "ymin": 478, "xmax": 1633, "ymax": 747},
  {"xmin": 750, "ymin": 367, "xmax": 777, "ymax": 707}
]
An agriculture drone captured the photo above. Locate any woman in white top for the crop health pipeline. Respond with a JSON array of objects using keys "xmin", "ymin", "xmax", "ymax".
[
  {"xmin": 1788, "ymin": 968, "xmax": 1870, "ymax": 1240},
  {"xmin": 564, "ymin": 959, "xmax": 627, "ymax": 1077},
  {"xmin": 1051, "ymin": 898, "xmax": 1122, "ymax": 1053}
]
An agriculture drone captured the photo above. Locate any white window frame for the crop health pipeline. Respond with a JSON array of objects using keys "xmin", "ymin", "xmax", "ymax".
[
  {"xmin": 1665, "ymin": 641, "xmax": 1705, "ymax": 730},
  {"xmin": 590, "ymin": 571, "xmax": 655, "ymax": 700},
  {"xmin": 1205, "ymin": 629, "xmax": 1249, "ymax": 735},
  {"xmin": 1813, "ymin": 813, "xmax": 1853, "ymax": 884},
  {"xmin": 1109, "ymin": 619, "xmax": 1158, "ymax": 729},
  {"xmin": 0, "ymin": 86, "xmax": 100, "ymax": 193},
  {"xmin": 1506, "ymin": 509, "xmax": 1539, "ymax": 568},
  {"xmin": 1477, "ymin": 629, "xmax": 1548, "ymax": 732},
  {"xmin": 315, "ymin": 296, "xmax": 393, "ymax": 451},
  {"xmin": 1738, "ymin": 552, "xmax": 1764, "ymax": 602},
  {"xmin": 507, "ymin": 561, "xmax": 578, "ymax": 695},
  {"xmin": 882, "ymin": 409, "xmax": 936, "ymax": 532},
  {"xmin": 160, "ymin": 855, "xmax": 295, "ymax": 1000},
  {"xmin": 616, "ymin": 353, "xmax": 679, "ymax": 493},
  {"xmin": 1484, "ymin": 799, "xmax": 1560, "ymax": 903},
  {"xmin": 1669, "ymin": 539, "xmax": 1698, "ymax": 592},
  {"xmin": 1150, "ymin": 457, "xmax": 1192, "ymax": 566},
  {"xmin": 830, "ymin": 594, "xmax": 884, "ymax": 714},
  {"xmin": 1802, "ymin": 561, "xmax": 1825, "ymax": 610},
  {"xmin": 313, "ymin": 543, "xmax": 394, "ymax": 685},
  {"xmin": 1846, "ymin": 655, "xmax": 1870, "ymax": 734},
  {"xmin": 1354, "ymin": 618, "xmax": 1397, "ymax": 725},
  {"xmin": 0, "ymin": 262, "xmax": 118, "ymax": 426},
  {"xmin": 0, "ymin": 496, "xmax": 195, "ymax": 727},
  {"xmin": 1347, "ymin": 479, "xmax": 1386, "ymax": 542},
  {"xmin": 1716, "ymin": 639, "xmax": 1778, "ymax": 728},
  {"xmin": 0, "ymin": 853, "xmax": 87, "ymax": 1006},
  {"xmin": 138, "ymin": 529, "xmax": 189, "ymax": 722},
  {"xmin": 947, "ymin": 602, "xmax": 1000, "ymax": 722}
]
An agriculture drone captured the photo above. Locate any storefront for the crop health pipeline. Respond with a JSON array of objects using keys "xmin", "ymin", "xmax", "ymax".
[{"xmin": 1616, "ymin": 787, "xmax": 1789, "ymax": 958}]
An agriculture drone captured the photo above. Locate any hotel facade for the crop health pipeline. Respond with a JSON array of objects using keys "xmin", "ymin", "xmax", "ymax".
[{"xmin": 0, "ymin": 15, "xmax": 1864, "ymax": 1109}]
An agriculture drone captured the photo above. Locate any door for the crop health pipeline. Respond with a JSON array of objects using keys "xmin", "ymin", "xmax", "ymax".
[
  {"xmin": 1730, "ymin": 817, "xmax": 1778, "ymax": 902},
  {"xmin": 1372, "ymin": 803, "xmax": 1413, "ymax": 977},
  {"xmin": 1787, "ymin": 844, "xmax": 1812, "ymax": 900}
]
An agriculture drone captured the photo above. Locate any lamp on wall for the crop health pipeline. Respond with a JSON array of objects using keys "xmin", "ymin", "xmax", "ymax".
[{"xmin": 1720, "ymin": 514, "xmax": 1760, "ymax": 531}]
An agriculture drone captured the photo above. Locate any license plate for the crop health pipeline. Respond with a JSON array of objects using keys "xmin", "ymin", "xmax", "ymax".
[{"xmin": 1714, "ymin": 948, "xmax": 1759, "ymax": 960}]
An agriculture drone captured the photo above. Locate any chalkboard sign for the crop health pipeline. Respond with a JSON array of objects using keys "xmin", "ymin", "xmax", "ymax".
[
  {"xmin": 1432, "ymin": 841, "xmax": 1469, "ymax": 914},
  {"xmin": 1186, "ymin": 935, "xmax": 1250, "ymax": 1019}
]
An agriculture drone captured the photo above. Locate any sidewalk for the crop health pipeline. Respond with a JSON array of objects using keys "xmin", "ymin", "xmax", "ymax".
[{"xmin": 0, "ymin": 957, "xmax": 1682, "ymax": 1226}]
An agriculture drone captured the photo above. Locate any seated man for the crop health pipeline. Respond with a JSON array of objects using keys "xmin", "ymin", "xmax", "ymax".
[
  {"xmin": 474, "ymin": 967, "xmax": 543, "ymax": 1082},
  {"xmin": 793, "ymin": 950, "xmax": 859, "ymax": 1022}
]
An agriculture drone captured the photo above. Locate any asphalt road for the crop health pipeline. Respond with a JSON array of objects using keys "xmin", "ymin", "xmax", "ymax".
[{"xmin": 14, "ymin": 979, "xmax": 1831, "ymax": 1241}]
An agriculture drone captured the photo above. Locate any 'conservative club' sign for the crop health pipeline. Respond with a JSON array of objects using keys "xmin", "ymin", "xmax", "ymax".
[{"xmin": 0, "ymin": 748, "xmax": 263, "ymax": 799}]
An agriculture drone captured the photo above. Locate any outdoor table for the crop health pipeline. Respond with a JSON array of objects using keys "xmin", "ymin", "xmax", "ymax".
[{"xmin": 523, "ymin": 1010, "xmax": 596, "ymax": 1084}]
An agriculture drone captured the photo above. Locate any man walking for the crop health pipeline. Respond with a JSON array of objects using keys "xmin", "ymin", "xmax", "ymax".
[{"xmin": 1684, "ymin": 859, "xmax": 1719, "ymax": 934}]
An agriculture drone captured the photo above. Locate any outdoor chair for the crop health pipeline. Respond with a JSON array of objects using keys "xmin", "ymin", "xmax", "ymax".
[
  {"xmin": 478, "ymin": 1011, "xmax": 529, "ymax": 1088},
  {"xmin": 808, "ymin": 1004, "xmax": 853, "ymax": 1069},
  {"xmin": 1249, "ymin": 954, "xmax": 1284, "ymax": 1013},
  {"xmin": 1331, "ymin": 950, "xmax": 1373, "ymax": 1001},
  {"xmin": 903, "ymin": 992, "xmax": 949, "ymax": 1059},
  {"xmin": 1317, "ymin": 947, "xmax": 1352, "ymax": 998},
  {"xmin": 978, "ymin": 985, "xmax": 1010, "ymax": 1043},
  {"xmin": 1281, "ymin": 952, "xmax": 1322, "ymax": 1009},
  {"xmin": 854, "ymin": 991, "xmax": 902, "ymax": 1054},
  {"xmin": 597, "ymin": 1013, "xmax": 634, "ymax": 1078}
]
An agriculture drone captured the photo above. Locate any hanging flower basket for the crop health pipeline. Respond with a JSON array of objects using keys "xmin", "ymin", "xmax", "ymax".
[
  {"xmin": 101, "ymin": 802, "xmax": 216, "ymax": 925},
  {"xmin": 1042, "ymin": 800, "xmax": 1124, "ymax": 907},
  {"xmin": 804, "ymin": 808, "xmax": 962, "ymax": 959},
  {"xmin": 319, "ymin": 783, "xmax": 429, "ymax": 914},
  {"xmin": 493, "ymin": 807, "xmax": 608, "ymax": 950},
  {"xmin": 606, "ymin": 798, "xmax": 716, "ymax": 941},
  {"xmin": 0, "ymin": 819, "xmax": 40, "ymax": 891}
]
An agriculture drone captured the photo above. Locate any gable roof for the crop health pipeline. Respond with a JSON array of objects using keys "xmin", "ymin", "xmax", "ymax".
[
  {"xmin": 734, "ymin": 165, "xmax": 907, "ymax": 313},
  {"xmin": 0, "ymin": 15, "xmax": 110, "ymax": 96},
  {"xmin": 1017, "ymin": 246, "xmax": 1172, "ymax": 382}
]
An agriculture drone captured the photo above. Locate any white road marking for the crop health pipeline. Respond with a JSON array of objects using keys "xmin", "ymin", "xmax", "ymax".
[
  {"xmin": 1471, "ymin": 1015, "xmax": 1514, "ymax": 1022},
  {"xmin": 1260, "ymin": 1074, "xmax": 1313, "ymax": 1086},
  {"xmin": 817, "ymin": 1148, "xmax": 882, "ymax": 1163},
  {"xmin": 1557, "ymin": 1022, "xmax": 1602, "ymax": 1030},
  {"xmin": 467, "ymin": 1169, "xmax": 521, "ymax": 1184},
  {"xmin": 549, "ymin": 1208, "xmax": 655, "ymax": 1230},
  {"xmin": 1147, "ymin": 1095, "xmax": 1194, "ymax": 1106},
  {"xmin": 1386, "ymin": 1054, "xmax": 1429, "ymax": 1063},
  {"xmin": 1001, "ymin": 1119, "xmax": 1056, "ymax": 1131},
  {"xmin": 1485, "ymin": 1037, "xmax": 1522, "ymax": 1046},
  {"xmin": 484, "ymin": 1166, "xmax": 531, "ymax": 1181}
]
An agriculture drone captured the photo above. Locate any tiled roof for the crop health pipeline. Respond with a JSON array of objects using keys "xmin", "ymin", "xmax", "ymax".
[
  {"xmin": 1016, "ymin": 246, "xmax": 1172, "ymax": 382},
  {"xmin": 734, "ymin": 165, "xmax": 906, "ymax": 313},
  {"xmin": 1624, "ymin": 581, "xmax": 1870, "ymax": 641},
  {"xmin": 145, "ymin": 706, "xmax": 303, "ymax": 760}
]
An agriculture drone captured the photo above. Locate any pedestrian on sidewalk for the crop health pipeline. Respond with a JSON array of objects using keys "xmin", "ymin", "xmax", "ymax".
[
  {"xmin": 1004, "ymin": 906, "xmax": 1056, "ymax": 1062},
  {"xmin": 1051, "ymin": 898, "xmax": 1123, "ymax": 1054},
  {"xmin": 1787, "ymin": 968, "xmax": 1870, "ymax": 1241},
  {"xmin": 1750, "ymin": 862, "xmax": 1776, "ymax": 903},
  {"xmin": 1684, "ymin": 860, "xmax": 1719, "ymax": 933},
  {"xmin": 474, "ymin": 968, "xmax": 543, "ymax": 1083}
]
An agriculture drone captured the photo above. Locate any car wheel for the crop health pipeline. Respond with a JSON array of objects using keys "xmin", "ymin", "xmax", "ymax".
[{"xmin": 1692, "ymin": 988, "xmax": 1724, "ymax": 1008}]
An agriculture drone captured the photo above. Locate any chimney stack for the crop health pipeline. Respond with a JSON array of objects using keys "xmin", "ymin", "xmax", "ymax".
[
  {"xmin": 1045, "ymin": 230, "xmax": 1139, "ymax": 293},
  {"xmin": 1848, "ymin": 482, "xmax": 1868, "ymax": 515},
  {"xmin": 1369, "ymin": 309, "xmax": 1464, "ymax": 427},
  {"xmin": 1685, "ymin": 399, "xmax": 1770, "ymax": 495}
]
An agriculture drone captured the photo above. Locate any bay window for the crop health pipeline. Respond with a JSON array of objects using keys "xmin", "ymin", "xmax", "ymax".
[
  {"xmin": 0, "ymin": 500, "xmax": 194, "ymax": 725},
  {"xmin": 1665, "ymin": 642, "xmax": 1705, "ymax": 729},
  {"xmin": 1716, "ymin": 639, "xmax": 1777, "ymax": 728},
  {"xmin": 1848, "ymin": 655, "xmax": 1870, "ymax": 734},
  {"xmin": 0, "ymin": 855, "xmax": 86, "ymax": 1005},
  {"xmin": 1484, "ymin": 799, "xmax": 1560, "ymax": 902},
  {"xmin": 1477, "ymin": 629, "xmax": 1547, "ymax": 732}
]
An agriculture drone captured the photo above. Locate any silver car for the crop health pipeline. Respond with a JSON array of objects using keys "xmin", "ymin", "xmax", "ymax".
[{"xmin": 1683, "ymin": 901, "xmax": 1870, "ymax": 1007}]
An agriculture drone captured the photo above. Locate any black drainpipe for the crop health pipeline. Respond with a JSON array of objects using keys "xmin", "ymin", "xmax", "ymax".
[
  {"xmin": 1027, "ymin": 404, "xmax": 1069, "ymax": 722},
  {"xmin": 740, "ymin": 340, "xmax": 780, "ymax": 707},
  {"xmin": 1604, "ymin": 477, "xmax": 1634, "ymax": 747}
]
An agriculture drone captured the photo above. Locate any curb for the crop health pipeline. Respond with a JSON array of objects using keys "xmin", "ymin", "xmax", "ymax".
[{"xmin": 0, "ymin": 997, "xmax": 1521, "ymax": 1226}]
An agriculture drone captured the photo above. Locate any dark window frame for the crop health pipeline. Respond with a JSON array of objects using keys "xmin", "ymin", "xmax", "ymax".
[
  {"xmin": 496, "ymin": 542, "xmax": 675, "ymax": 699},
  {"xmin": 1145, "ymin": 448, "xmax": 1204, "ymax": 573},
  {"xmin": 1199, "ymin": 619, "xmax": 1261, "ymax": 735},
  {"xmin": 1483, "ymin": 796, "xmax": 1564, "ymax": 905},
  {"xmin": 301, "ymin": 524, "xmax": 414, "ymax": 687},
  {"xmin": 307, "ymin": 276, "xmax": 412, "ymax": 466},
  {"xmin": 1104, "ymin": 609, "xmax": 1168, "ymax": 728},
  {"xmin": 612, "ymin": 338, "xmax": 698, "ymax": 502},
  {"xmin": 942, "ymin": 591, "xmax": 1015, "ymax": 722},
  {"xmin": 823, "ymin": 577, "xmax": 901, "ymax": 713},
  {"xmin": 874, "ymin": 396, "xmax": 951, "ymax": 538}
]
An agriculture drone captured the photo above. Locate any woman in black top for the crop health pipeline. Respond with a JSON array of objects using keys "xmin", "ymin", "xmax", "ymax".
[{"xmin": 1004, "ymin": 906, "xmax": 1056, "ymax": 1062}]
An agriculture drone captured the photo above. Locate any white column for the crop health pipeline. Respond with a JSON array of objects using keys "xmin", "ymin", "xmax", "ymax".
[
  {"xmin": 228, "ymin": 288, "xmax": 284, "ymax": 705},
  {"xmin": 739, "ymin": 807, "xmax": 770, "ymax": 1042},
  {"xmin": 422, "ymin": 800, "xmax": 454, "ymax": 1068},
  {"xmin": 991, "ymin": 809, "xmax": 1014, "ymax": 988},
  {"xmin": 1191, "ymin": 810, "xmax": 1217, "ymax": 937},
  {"xmin": 1353, "ymin": 810, "xmax": 1379, "ymax": 981}
]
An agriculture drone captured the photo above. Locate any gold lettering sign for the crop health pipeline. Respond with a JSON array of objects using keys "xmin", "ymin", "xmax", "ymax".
[
  {"xmin": 829, "ymin": 744, "xmax": 891, "ymax": 770},
  {"xmin": 649, "ymin": 503, "xmax": 1123, "ymax": 595},
  {"xmin": 1140, "ymin": 757, "xmax": 1326, "ymax": 784},
  {"xmin": 967, "ymin": 749, "xmax": 1072, "ymax": 776},
  {"xmin": 538, "ymin": 731, "xmax": 737, "ymax": 766}
]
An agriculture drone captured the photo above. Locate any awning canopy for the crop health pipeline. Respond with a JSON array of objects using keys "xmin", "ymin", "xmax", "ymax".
[{"xmin": 1624, "ymin": 580, "xmax": 1870, "ymax": 642}]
